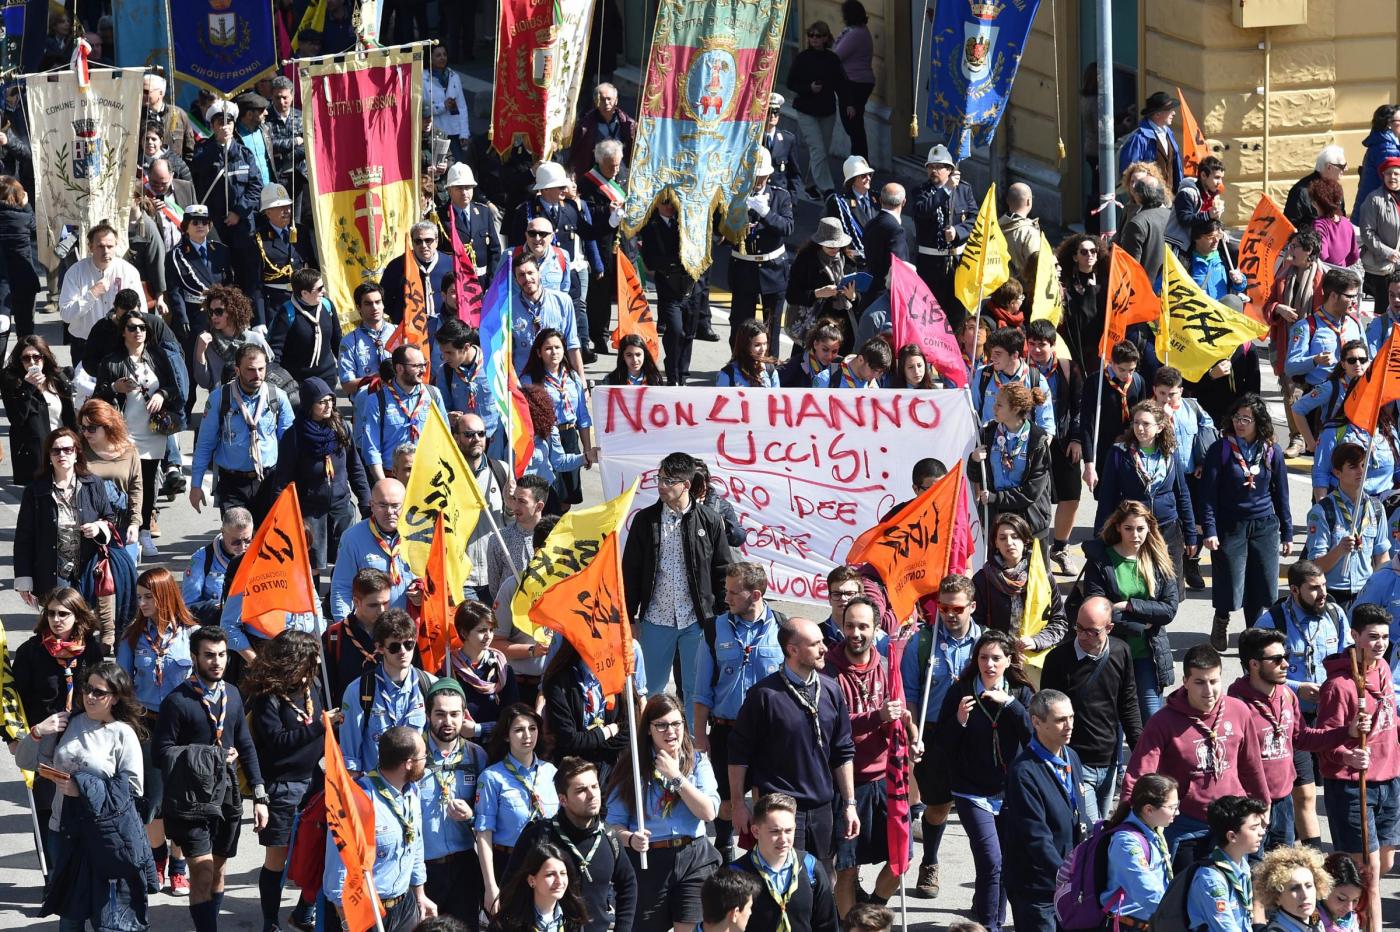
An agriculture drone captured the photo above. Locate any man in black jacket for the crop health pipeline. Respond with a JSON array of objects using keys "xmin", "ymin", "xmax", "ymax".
[
  {"xmin": 910, "ymin": 146, "xmax": 977, "ymax": 329},
  {"xmin": 638, "ymin": 201, "xmax": 702, "ymax": 385},
  {"xmin": 621, "ymin": 452, "xmax": 733, "ymax": 707},
  {"xmin": 856, "ymin": 184, "xmax": 910, "ymax": 341},
  {"xmin": 729, "ymin": 147, "xmax": 795, "ymax": 350},
  {"xmin": 508, "ymin": 757, "xmax": 637, "ymax": 932},
  {"xmin": 1039, "ymin": 596, "xmax": 1143, "ymax": 822},
  {"xmin": 266, "ymin": 266, "xmax": 340, "ymax": 387},
  {"xmin": 154, "ymin": 626, "xmax": 267, "ymax": 932}
]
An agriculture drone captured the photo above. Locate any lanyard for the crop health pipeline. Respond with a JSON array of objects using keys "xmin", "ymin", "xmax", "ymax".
[
  {"xmin": 369, "ymin": 521, "xmax": 403, "ymax": 586},
  {"xmin": 503, "ymin": 755, "xmax": 546, "ymax": 819},
  {"xmin": 1189, "ymin": 704, "xmax": 1225, "ymax": 777},
  {"xmin": 187, "ymin": 675, "xmax": 227, "ymax": 746},
  {"xmin": 387, "ymin": 383, "xmax": 427, "ymax": 442},
  {"xmin": 729, "ymin": 612, "xmax": 771, "ymax": 675},
  {"xmin": 368, "ymin": 771, "xmax": 416, "ymax": 844},
  {"xmin": 753, "ymin": 851, "xmax": 800, "ymax": 932},
  {"xmin": 782, "ymin": 674, "xmax": 824, "ymax": 751},
  {"xmin": 1283, "ymin": 600, "xmax": 1319, "ymax": 681},
  {"xmin": 427, "ymin": 737, "xmax": 471, "ymax": 805},
  {"xmin": 544, "ymin": 370, "xmax": 577, "ymax": 423}
]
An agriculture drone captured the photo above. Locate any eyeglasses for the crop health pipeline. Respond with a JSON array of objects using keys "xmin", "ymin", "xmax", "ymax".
[
  {"xmin": 125, "ymin": 324, "xmax": 147, "ymax": 333},
  {"xmin": 1075, "ymin": 624, "xmax": 1109, "ymax": 635},
  {"xmin": 50, "ymin": 446, "xmax": 77, "ymax": 455},
  {"xmin": 657, "ymin": 475, "xmax": 688, "ymax": 487},
  {"xmin": 526, "ymin": 230, "xmax": 552, "ymax": 238},
  {"xmin": 309, "ymin": 284, "xmax": 325, "ymax": 293},
  {"xmin": 1231, "ymin": 414, "xmax": 1255, "ymax": 424},
  {"xmin": 651, "ymin": 720, "xmax": 685, "ymax": 732},
  {"xmin": 829, "ymin": 589, "xmax": 861, "ymax": 600},
  {"xmin": 83, "ymin": 684, "xmax": 112, "ymax": 699},
  {"xmin": 188, "ymin": 217, "xmax": 211, "ymax": 226},
  {"xmin": 457, "ymin": 430, "xmax": 487, "ymax": 439},
  {"xmin": 1077, "ymin": 247, "xmax": 1098, "ymax": 256},
  {"xmin": 80, "ymin": 423, "xmax": 100, "ymax": 434},
  {"xmin": 383, "ymin": 640, "xmax": 415, "ymax": 654},
  {"xmin": 413, "ymin": 237, "xmax": 437, "ymax": 245},
  {"xmin": 372, "ymin": 500, "xmax": 404, "ymax": 511},
  {"xmin": 938, "ymin": 602, "xmax": 970, "ymax": 615},
  {"xmin": 1329, "ymin": 162, "xmax": 1348, "ymax": 170},
  {"xmin": 1259, "ymin": 653, "xmax": 1290, "ymax": 664},
  {"xmin": 1346, "ymin": 356, "xmax": 1370, "ymax": 364},
  {"xmin": 1341, "ymin": 292, "xmax": 1361, "ymax": 302},
  {"xmin": 400, "ymin": 361, "xmax": 428, "ymax": 370}
]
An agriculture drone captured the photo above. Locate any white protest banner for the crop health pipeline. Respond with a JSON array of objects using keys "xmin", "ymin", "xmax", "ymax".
[{"xmin": 596, "ymin": 386, "xmax": 981, "ymax": 605}]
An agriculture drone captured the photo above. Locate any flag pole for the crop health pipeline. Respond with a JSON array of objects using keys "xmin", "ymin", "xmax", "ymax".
[
  {"xmin": 317, "ymin": 638, "xmax": 334, "ymax": 713},
  {"xmin": 1350, "ymin": 429, "xmax": 1381, "ymax": 538},
  {"xmin": 1088, "ymin": 358, "xmax": 1106, "ymax": 488},
  {"xmin": 914, "ymin": 637, "xmax": 938, "ymax": 747},
  {"xmin": 624, "ymin": 676, "xmax": 648, "ymax": 870},
  {"xmin": 364, "ymin": 870, "xmax": 389, "ymax": 932},
  {"xmin": 480, "ymin": 505, "xmax": 526, "ymax": 589},
  {"xmin": 25, "ymin": 784, "xmax": 47, "ymax": 877},
  {"xmin": 900, "ymin": 872, "xmax": 908, "ymax": 932}
]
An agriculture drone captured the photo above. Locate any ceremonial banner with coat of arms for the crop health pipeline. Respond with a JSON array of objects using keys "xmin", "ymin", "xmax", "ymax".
[
  {"xmin": 926, "ymin": 0, "xmax": 1041, "ymax": 161},
  {"xmin": 25, "ymin": 67, "xmax": 144, "ymax": 271},
  {"xmin": 490, "ymin": 0, "xmax": 598, "ymax": 157},
  {"xmin": 171, "ymin": 0, "xmax": 278, "ymax": 97},
  {"xmin": 621, "ymin": 0, "xmax": 790, "ymax": 278},
  {"xmin": 299, "ymin": 44, "xmax": 423, "ymax": 333}
]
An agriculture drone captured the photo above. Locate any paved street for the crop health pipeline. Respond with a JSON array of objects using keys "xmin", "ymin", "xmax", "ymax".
[{"xmin": 0, "ymin": 192, "xmax": 1396, "ymax": 929}]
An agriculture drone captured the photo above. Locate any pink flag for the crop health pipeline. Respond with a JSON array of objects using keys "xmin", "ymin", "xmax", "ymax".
[
  {"xmin": 449, "ymin": 217, "xmax": 484, "ymax": 328},
  {"xmin": 885, "ymin": 633, "xmax": 912, "ymax": 876},
  {"xmin": 947, "ymin": 474, "xmax": 972, "ymax": 576},
  {"xmin": 889, "ymin": 258, "xmax": 967, "ymax": 388}
]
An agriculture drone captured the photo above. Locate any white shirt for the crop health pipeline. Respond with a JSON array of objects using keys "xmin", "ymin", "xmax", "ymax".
[
  {"xmin": 424, "ymin": 69, "xmax": 470, "ymax": 138},
  {"xmin": 58, "ymin": 256, "xmax": 148, "ymax": 340}
]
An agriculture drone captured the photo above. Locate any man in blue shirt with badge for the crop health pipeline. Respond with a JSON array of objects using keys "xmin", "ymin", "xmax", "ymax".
[
  {"xmin": 330, "ymin": 478, "xmax": 416, "ymax": 621},
  {"xmin": 509, "ymin": 247, "xmax": 583, "ymax": 374},
  {"xmin": 695, "ymin": 562, "xmax": 788, "ymax": 860},
  {"xmin": 325, "ymin": 725, "xmax": 438, "ymax": 930},
  {"xmin": 339, "ymin": 282, "xmax": 395, "ymax": 397},
  {"xmin": 418, "ymin": 678, "xmax": 489, "ymax": 927},
  {"xmin": 339, "ymin": 610, "xmax": 435, "ymax": 776},
  {"xmin": 1285, "ymin": 269, "xmax": 1365, "ymax": 388},
  {"xmin": 190, "ymin": 343, "xmax": 294, "ymax": 525},
  {"xmin": 1185, "ymin": 796, "xmax": 1267, "ymax": 932},
  {"xmin": 1303, "ymin": 442, "xmax": 1390, "ymax": 607},
  {"xmin": 358, "ymin": 343, "xmax": 446, "ymax": 482}
]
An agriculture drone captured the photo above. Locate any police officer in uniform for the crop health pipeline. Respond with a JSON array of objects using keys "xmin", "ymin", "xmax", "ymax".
[
  {"xmin": 911, "ymin": 144, "xmax": 978, "ymax": 329},
  {"xmin": 436, "ymin": 162, "xmax": 501, "ymax": 290},
  {"xmin": 728, "ymin": 146, "xmax": 794, "ymax": 352},
  {"xmin": 639, "ymin": 198, "xmax": 700, "ymax": 384},
  {"xmin": 192, "ymin": 98, "xmax": 263, "ymax": 311},
  {"xmin": 250, "ymin": 183, "xmax": 307, "ymax": 330},
  {"xmin": 760, "ymin": 93, "xmax": 803, "ymax": 198},
  {"xmin": 166, "ymin": 204, "xmax": 232, "ymax": 415}
]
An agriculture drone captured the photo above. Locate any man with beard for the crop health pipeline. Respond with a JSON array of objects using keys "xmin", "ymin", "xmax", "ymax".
[
  {"xmin": 338, "ymin": 282, "xmax": 396, "ymax": 397},
  {"xmin": 325, "ymin": 726, "xmax": 439, "ymax": 930},
  {"xmin": 451, "ymin": 411, "xmax": 512, "ymax": 603},
  {"xmin": 154, "ymin": 627, "xmax": 268, "ymax": 932},
  {"xmin": 509, "ymin": 757, "xmax": 637, "ymax": 932},
  {"xmin": 418, "ymin": 679, "xmax": 490, "ymax": 927}
]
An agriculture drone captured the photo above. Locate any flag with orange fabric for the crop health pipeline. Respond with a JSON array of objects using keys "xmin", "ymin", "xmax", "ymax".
[
  {"xmin": 386, "ymin": 230, "xmax": 429, "ymax": 351},
  {"xmin": 1177, "ymin": 88, "xmax": 1212, "ymax": 180},
  {"xmin": 845, "ymin": 462, "xmax": 968, "ymax": 625},
  {"xmin": 1344, "ymin": 322, "xmax": 1400, "ymax": 434},
  {"xmin": 227, "ymin": 485, "xmax": 317, "ymax": 634},
  {"xmin": 323, "ymin": 713, "xmax": 383, "ymax": 932},
  {"xmin": 612, "ymin": 250, "xmax": 661, "ymax": 362},
  {"xmin": 509, "ymin": 369, "xmax": 535, "ymax": 478},
  {"xmin": 418, "ymin": 513, "xmax": 462, "ymax": 674},
  {"xmin": 1237, "ymin": 195, "xmax": 1295, "ymax": 320},
  {"xmin": 1100, "ymin": 247, "xmax": 1159, "ymax": 359}
]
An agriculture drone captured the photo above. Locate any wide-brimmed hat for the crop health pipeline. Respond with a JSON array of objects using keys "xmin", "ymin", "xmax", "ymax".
[
  {"xmin": 754, "ymin": 146, "xmax": 774, "ymax": 176},
  {"xmin": 260, "ymin": 183, "xmax": 292, "ymax": 211},
  {"xmin": 842, "ymin": 155, "xmax": 874, "ymax": 183},
  {"xmin": 1143, "ymin": 91, "xmax": 1178, "ymax": 116},
  {"xmin": 444, "ymin": 162, "xmax": 477, "ymax": 188},
  {"xmin": 532, "ymin": 161, "xmax": 569, "ymax": 192},
  {"xmin": 812, "ymin": 217, "xmax": 851, "ymax": 248},
  {"xmin": 925, "ymin": 144, "xmax": 955, "ymax": 167}
]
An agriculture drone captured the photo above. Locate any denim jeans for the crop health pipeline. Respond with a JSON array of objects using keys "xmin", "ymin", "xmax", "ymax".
[
  {"xmin": 792, "ymin": 111, "xmax": 837, "ymax": 192},
  {"xmin": 637, "ymin": 619, "xmax": 702, "ymax": 718},
  {"xmin": 1007, "ymin": 892, "xmax": 1057, "ymax": 932},
  {"xmin": 1254, "ymin": 794, "xmax": 1296, "ymax": 861},
  {"xmin": 1165, "ymin": 812, "xmax": 1212, "ymax": 873},
  {"xmin": 953, "ymin": 797, "xmax": 1005, "ymax": 932},
  {"xmin": 1134, "ymin": 656, "xmax": 1164, "ymax": 723},
  {"xmin": 1212, "ymin": 515, "xmax": 1281, "ymax": 622},
  {"xmin": 1079, "ymin": 764, "xmax": 1116, "ymax": 824}
]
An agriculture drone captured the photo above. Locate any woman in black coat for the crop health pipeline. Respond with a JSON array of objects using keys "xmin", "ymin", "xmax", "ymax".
[
  {"xmin": 0, "ymin": 336, "xmax": 75, "ymax": 484},
  {"xmin": 785, "ymin": 220, "xmax": 856, "ymax": 349},
  {"xmin": 972, "ymin": 513, "xmax": 1069, "ymax": 657},
  {"xmin": 15, "ymin": 429, "xmax": 118, "ymax": 608},
  {"xmin": 540, "ymin": 640, "xmax": 629, "ymax": 782},
  {"xmin": 1055, "ymin": 234, "xmax": 1107, "ymax": 368},
  {"xmin": 0, "ymin": 174, "xmax": 40, "ymax": 338}
]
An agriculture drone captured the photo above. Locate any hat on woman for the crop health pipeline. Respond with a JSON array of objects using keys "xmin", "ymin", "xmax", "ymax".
[
  {"xmin": 812, "ymin": 216, "xmax": 851, "ymax": 248},
  {"xmin": 842, "ymin": 155, "xmax": 874, "ymax": 183}
]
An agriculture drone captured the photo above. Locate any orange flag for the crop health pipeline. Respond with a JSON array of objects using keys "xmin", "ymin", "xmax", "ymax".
[
  {"xmin": 846, "ymin": 462, "xmax": 967, "ymax": 624},
  {"xmin": 387, "ymin": 231, "xmax": 430, "ymax": 351},
  {"xmin": 611, "ymin": 251, "xmax": 661, "ymax": 362},
  {"xmin": 1237, "ymin": 196, "xmax": 1295, "ymax": 321},
  {"xmin": 418, "ymin": 513, "xmax": 461, "ymax": 674},
  {"xmin": 227, "ymin": 485, "xmax": 317, "ymax": 630},
  {"xmin": 1101, "ymin": 246, "xmax": 1160, "ymax": 359},
  {"xmin": 323, "ymin": 713, "xmax": 383, "ymax": 932},
  {"xmin": 1177, "ymin": 88, "xmax": 1212, "ymax": 180},
  {"xmin": 527, "ymin": 530, "xmax": 635, "ymax": 700},
  {"xmin": 508, "ymin": 369, "xmax": 534, "ymax": 478},
  {"xmin": 1344, "ymin": 322, "xmax": 1400, "ymax": 434}
]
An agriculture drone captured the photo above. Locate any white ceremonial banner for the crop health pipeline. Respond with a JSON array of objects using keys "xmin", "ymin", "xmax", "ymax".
[
  {"xmin": 542, "ymin": 0, "xmax": 599, "ymax": 157},
  {"xmin": 26, "ymin": 66, "xmax": 144, "ymax": 270},
  {"xmin": 596, "ymin": 386, "xmax": 981, "ymax": 606}
]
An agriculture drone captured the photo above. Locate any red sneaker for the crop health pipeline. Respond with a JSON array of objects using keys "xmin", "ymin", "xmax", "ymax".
[{"xmin": 170, "ymin": 872, "xmax": 190, "ymax": 897}]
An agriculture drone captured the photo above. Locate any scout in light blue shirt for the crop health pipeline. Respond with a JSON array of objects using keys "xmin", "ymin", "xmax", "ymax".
[
  {"xmin": 1285, "ymin": 300, "xmax": 1363, "ymax": 387},
  {"xmin": 474, "ymin": 752, "xmax": 560, "ymax": 847},
  {"xmin": 329, "ymin": 505, "xmax": 416, "ymax": 622},
  {"xmin": 1186, "ymin": 846, "xmax": 1255, "ymax": 932},
  {"xmin": 1303, "ymin": 484, "xmax": 1389, "ymax": 595},
  {"xmin": 1353, "ymin": 557, "xmax": 1400, "ymax": 689},
  {"xmin": 1254, "ymin": 584, "xmax": 1350, "ymax": 713},
  {"xmin": 435, "ymin": 328, "xmax": 498, "ymax": 439},
  {"xmin": 116, "ymin": 620, "xmax": 194, "ymax": 713},
  {"xmin": 694, "ymin": 604, "xmax": 785, "ymax": 722},
  {"xmin": 1101, "ymin": 812, "xmax": 1172, "ymax": 920},
  {"xmin": 974, "ymin": 352, "xmax": 1057, "ymax": 436},
  {"xmin": 504, "ymin": 256, "xmax": 580, "ymax": 374},
  {"xmin": 324, "ymin": 742, "xmax": 428, "ymax": 908},
  {"xmin": 810, "ymin": 345, "xmax": 888, "ymax": 389},
  {"xmin": 219, "ymin": 591, "xmax": 326, "ymax": 653},
  {"xmin": 418, "ymin": 680, "xmax": 490, "ymax": 862},
  {"xmin": 339, "ymin": 643, "xmax": 436, "ymax": 773},
  {"xmin": 901, "ymin": 608, "xmax": 981, "ymax": 725},
  {"xmin": 1311, "ymin": 423, "xmax": 1397, "ymax": 498},
  {"xmin": 357, "ymin": 350, "xmax": 447, "ymax": 475},
  {"xmin": 337, "ymin": 309, "xmax": 395, "ymax": 395},
  {"xmin": 191, "ymin": 374, "xmax": 295, "ymax": 492},
  {"xmin": 1364, "ymin": 299, "xmax": 1400, "ymax": 356},
  {"xmin": 604, "ymin": 750, "xmax": 720, "ymax": 839}
]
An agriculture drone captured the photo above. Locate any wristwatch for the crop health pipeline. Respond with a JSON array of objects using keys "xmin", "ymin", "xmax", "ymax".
[
  {"xmin": 842, "ymin": 798, "xmax": 856, "ymax": 808},
  {"xmin": 664, "ymin": 775, "xmax": 683, "ymax": 792}
]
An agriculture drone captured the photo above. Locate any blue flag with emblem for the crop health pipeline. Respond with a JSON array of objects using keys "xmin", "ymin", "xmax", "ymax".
[
  {"xmin": 112, "ymin": 0, "xmax": 170, "ymax": 74},
  {"xmin": 1, "ymin": 0, "xmax": 47, "ymax": 74},
  {"xmin": 170, "ymin": 0, "xmax": 278, "ymax": 97},
  {"xmin": 925, "ymin": 0, "xmax": 1042, "ymax": 161}
]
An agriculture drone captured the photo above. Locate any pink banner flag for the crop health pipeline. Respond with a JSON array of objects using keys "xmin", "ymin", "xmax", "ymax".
[
  {"xmin": 889, "ymin": 258, "xmax": 967, "ymax": 388},
  {"xmin": 885, "ymin": 633, "xmax": 912, "ymax": 876},
  {"xmin": 948, "ymin": 473, "xmax": 972, "ymax": 576},
  {"xmin": 449, "ymin": 217, "xmax": 483, "ymax": 327}
]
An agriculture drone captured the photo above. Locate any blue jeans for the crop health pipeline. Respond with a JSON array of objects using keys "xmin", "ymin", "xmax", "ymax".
[
  {"xmin": 1079, "ymin": 764, "xmax": 1116, "ymax": 824},
  {"xmin": 1134, "ymin": 656, "xmax": 1164, "ymax": 723},
  {"xmin": 953, "ymin": 797, "xmax": 1005, "ymax": 932},
  {"xmin": 1165, "ymin": 812, "xmax": 1211, "ymax": 873},
  {"xmin": 1254, "ymin": 794, "xmax": 1296, "ymax": 862},
  {"xmin": 1212, "ymin": 515, "xmax": 1281, "ymax": 622},
  {"xmin": 637, "ymin": 619, "xmax": 702, "ymax": 717}
]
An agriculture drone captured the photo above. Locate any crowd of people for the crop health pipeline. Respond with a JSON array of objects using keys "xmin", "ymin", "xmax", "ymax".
[{"xmin": 7, "ymin": 1, "xmax": 1400, "ymax": 930}]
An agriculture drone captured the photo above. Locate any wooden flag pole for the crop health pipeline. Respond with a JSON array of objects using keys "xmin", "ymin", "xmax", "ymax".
[{"xmin": 1350, "ymin": 430, "xmax": 1381, "ymax": 539}]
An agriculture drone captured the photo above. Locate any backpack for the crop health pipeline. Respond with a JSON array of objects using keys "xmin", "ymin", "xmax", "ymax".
[
  {"xmin": 976, "ymin": 365, "xmax": 1046, "ymax": 419},
  {"xmin": 357, "ymin": 664, "xmax": 435, "ymax": 722},
  {"xmin": 216, "ymin": 379, "xmax": 287, "ymax": 440},
  {"xmin": 1149, "ymin": 860, "xmax": 1211, "ymax": 932},
  {"xmin": 1053, "ymin": 821, "xmax": 1147, "ymax": 930},
  {"xmin": 702, "ymin": 610, "xmax": 789, "ymax": 688}
]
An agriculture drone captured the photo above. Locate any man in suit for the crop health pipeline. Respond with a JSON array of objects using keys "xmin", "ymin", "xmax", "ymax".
[
  {"xmin": 1117, "ymin": 175, "xmax": 1172, "ymax": 285},
  {"xmin": 639, "ymin": 199, "xmax": 701, "ymax": 385},
  {"xmin": 911, "ymin": 144, "xmax": 978, "ymax": 329},
  {"xmin": 761, "ymin": 93, "xmax": 803, "ymax": 197},
  {"xmin": 248, "ymin": 183, "xmax": 307, "ymax": 329},
  {"xmin": 728, "ymin": 147, "xmax": 794, "ymax": 350},
  {"xmin": 854, "ymin": 183, "xmax": 910, "ymax": 345},
  {"xmin": 144, "ymin": 158, "xmax": 197, "ymax": 251},
  {"xmin": 436, "ymin": 162, "xmax": 502, "ymax": 290},
  {"xmin": 578, "ymin": 138, "xmax": 634, "ymax": 355},
  {"xmin": 1118, "ymin": 91, "xmax": 1184, "ymax": 193},
  {"xmin": 999, "ymin": 689, "xmax": 1086, "ymax": 932}
]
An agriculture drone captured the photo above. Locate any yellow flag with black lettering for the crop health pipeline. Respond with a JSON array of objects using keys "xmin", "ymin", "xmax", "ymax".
[
  {"xmin": 402, "ymin": 405, "xmax": 487, "ymax": 599},
  {"xmin": 1156, "ymin": 249, "xmax": 1268, "ymax": 381},
  {"xmin": 1028, "ymin": 231, "xmax": 1073, "ymax": 359},
  {"xmin": 511, "ymin": 480, "xmax": 640, "ymax": 645},
  {"xmin": 0, "ymin": 628, "xmax": 32, "ymax": 787},
  {"xmin": 954, "ymin": 183, "xmax": 1010, "ymax": 314},
  {"xmin": 1019, "ymin": 539, "xmax": 1055, "ymax": 689}
]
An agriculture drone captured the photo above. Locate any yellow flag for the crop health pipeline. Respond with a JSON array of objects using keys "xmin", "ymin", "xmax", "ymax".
[
  {"xmin": 1019, "ymin": 539, "xmax": 1054, "ymax": 689},
  {"xmin": 511, "ymin": 480, "xmax": 640, "ymax": 645},
  {"xmin": 0, "ymin": 628, "xmax": 33, "ymax": 788},
  {"xmin": 1158, "ymin": 249, "xmax": 1268, "ymax": 381},
  {"xmin": 954, "ymin": 183, "xmax": 1010, "ymax": 314},
  {"xmin": 1028, "ymin": 231, "xmax": 1072, "ymax": 359},
  {"xmin": 402, "ymin": 405, "xmax": 487, "ymax": 600}
]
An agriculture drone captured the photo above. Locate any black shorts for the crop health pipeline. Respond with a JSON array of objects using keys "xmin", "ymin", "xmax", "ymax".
[
  {"xmin": 914, "ymin": 748, "xmax": 952, "ymax": 807},
  {"xmin": 1049, "ymin": 436, "xmax": 1083, "ymax": 504},
  {"xmin": 631, "ymin": 837, "xmax": 723, "ymax": 928},
  {"xmin": 1293, "ymin": 709, "xmax": 1320, "ymax": 788},
  {"xmin": 257, "ymin": 778, "xmax": 312, "ymax": 848},
  {"xmin": 166, "ymin": 811, "xmax": 241, "ymax": 859},
  {"xmin": 836, "ymin": 780, "xmax": 898, "ymax": 870}
]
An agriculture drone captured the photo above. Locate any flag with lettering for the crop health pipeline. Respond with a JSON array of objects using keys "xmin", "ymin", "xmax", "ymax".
[
  {"xmin": 322, "ymin": 714, "xmax": 383, "ymax": 932},
  {"xmin": 1100, "ymin": 246, "xmax": 1159, "ymax": 359},
  {"xmin": 170, "ymin": 0, "xmax": 278, "ymax": 96},
  {"xmin": 418, "ymin": 514, "xmax": 462, "ymax": 674},
  {"xmin": 1028, "ymin": 232, "xmax": 1074, "ymax": 360},
  {"xmin": 490, "ymin": 0, "xmax": 599, "ymax": 157},
  {"xmin": 612, "ymin": 250, "xmax": 661, "ymax": 362},
  {"xmin": 885, "ymin": 633, "xmax": 912, "ymax": 875},
  {"xmin": 386, "ymin": 230, "xmax": 430, "ymax": 351},
  {"xmin": 513, "ymin": 480, "xmax": 639, "ymax": 651},
  {"xmin": 402, "ymin": 404, "xmax": 487, "ymax": 598},
  {"xmin": 1177, "ymin": 88, "xmax": 1211, "ymax": 180},
  {"xmin": 953, "ymin": 184, "xmax": 1010, "ymax": 315},
  {"xmin": 0, "ymin": 626, "xmax": 32, "ymax": 788},
  {"xmin": 846, "ymin": 462, "xmax": 967, "ymax": 624},
  {"xmin": 227, "ymin": 484, "xmax": 318, "ymax": 630},
  {"xmin": 1156, "ymin": 249, "xmax": 1268, "ymax": 380},
  {"xmin": 1237, "ymin": 195, "xmax": 1295, "ymax": 321},
  {"xmin": 1019, "ymin": 539, "xmax": 1055, "ymax": 688},
  {"xmin": 889, "ymin": 257, "xmax": 968, "ymax": 387},
  {"xmin": 300, "ymin": 44, "xmax": 424, "ymax": 334},
  {"xmin": 1344, "ymin": 322, "xmax": 1400, "ymax": 434}
]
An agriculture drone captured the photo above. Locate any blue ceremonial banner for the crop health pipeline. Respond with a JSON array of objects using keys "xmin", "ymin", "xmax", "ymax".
[
  {"xmin": 113, "ymin": 0, "xmax": 171, "ymax": 74},
  {"xmin": 171, "ymin": 0, "xmax": 278, "ymax": 97},
  {"xmin": 926, "ymin": 0, "xmax": 1041, "ymax": 161},
  {"xmin": 1, "ymin": 0, "xmax": 48, "ymax": 75}
]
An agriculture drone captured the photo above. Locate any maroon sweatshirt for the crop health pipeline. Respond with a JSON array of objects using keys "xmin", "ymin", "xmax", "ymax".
[
  {"xmin": 827, "ymin": 648, "xmax": 891, "ymax": 783},
  {"xmin": 1226, "ymin": 676, "xmax": 1352, "ymax": 801},
  {"xmin": 1122, "ymin": 687, "xmax": 1271, "ymax": 823},
  {"xmin": 1315, "ymin": 651, "xmax": 1400, "ymax": 782}
]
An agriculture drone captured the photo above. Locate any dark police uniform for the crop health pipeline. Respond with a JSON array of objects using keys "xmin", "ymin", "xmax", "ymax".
[
  {"xmin": 250, "ymin": 221, "xmax": 307, "ymax": 330},
  {"xmin": 639, "ymin": 212, "xmax": 700, "ymax": 386},
  {"xmin": 728, "ymin": 184, "xmax": 794, "ymax": 350},
  {"xmin": 910, "ymin": 179, "xmax": 978, "ymax": 329},
  {"xmin": 436, "ymin": 199, "xmax": 502, "ymax": 290},
  {"xmin": 761, "ymin": 127, "xmax": 804, "ymax": 196}
]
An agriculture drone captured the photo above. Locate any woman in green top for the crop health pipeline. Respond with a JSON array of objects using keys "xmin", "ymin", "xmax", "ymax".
[{"xmin": 1080, "ymin": 500, "xmax": 1180, "ymax": 723}]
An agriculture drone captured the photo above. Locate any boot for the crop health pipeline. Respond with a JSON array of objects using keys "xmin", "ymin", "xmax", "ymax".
[
  {"xmin": 1210, "ymin": 614, "xmax": 1230, "ymax": 652},
  {"xmin": 1184, "ymin": 556, "xmax": 1205, "ymax": 591}
]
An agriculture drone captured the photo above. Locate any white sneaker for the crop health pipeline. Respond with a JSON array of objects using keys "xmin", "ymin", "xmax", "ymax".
[{"xmin": 139, "ymin": 530, "xmax": 158, "ymax": 560}]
